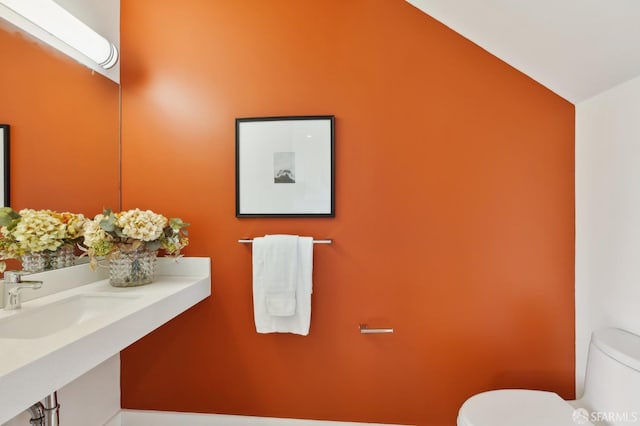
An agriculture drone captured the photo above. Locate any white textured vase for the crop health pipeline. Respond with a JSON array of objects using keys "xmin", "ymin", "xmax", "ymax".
[
  {"xmin": 108, "ymin": 248, "xmax": 157, "ymax": 287},
  {"xmin": 21, "ymin": 245, "xmax": 75, "ymax": 272}
]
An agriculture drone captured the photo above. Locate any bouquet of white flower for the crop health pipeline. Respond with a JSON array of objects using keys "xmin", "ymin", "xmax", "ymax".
[
  {"xmin": 0, "ymin": 207, "xmax": 87, "ymax": 272},
  {"xmin": 82, "ymin": 208, "xmax": 189, "ymax": 269}
]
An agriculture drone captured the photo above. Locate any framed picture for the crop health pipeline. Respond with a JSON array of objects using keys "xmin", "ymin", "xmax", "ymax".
[
  {"xmin": 236, "ymin": 115, "xmax": 335, "ymax": 217},
  {"xmin": 0, "ymin": 124, "xmax": 9, "ymax": 207}
]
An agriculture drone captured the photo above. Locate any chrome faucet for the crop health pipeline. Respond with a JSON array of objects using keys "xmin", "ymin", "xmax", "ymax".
[{"xmin": 3, "ymin": 271, "xmax": 43, "ymax": 310}]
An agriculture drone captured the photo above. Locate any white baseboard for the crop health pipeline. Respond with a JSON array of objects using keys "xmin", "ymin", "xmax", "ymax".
[
  {"xmin": 119, "ymin": 410, "xmax": 410, "ymax": 426},
  {"xmin": 104, "ymin": 412, "xmax": 121, "ymax": 426}
]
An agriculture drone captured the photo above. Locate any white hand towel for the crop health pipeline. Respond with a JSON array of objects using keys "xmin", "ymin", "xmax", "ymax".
[
  {"xmin": 253, "ymin": 235, "xmax": 313, "ymax": 335},
  {"xmin": 263, "ymin": 234, "xmax": 298, "ymax": 316}
]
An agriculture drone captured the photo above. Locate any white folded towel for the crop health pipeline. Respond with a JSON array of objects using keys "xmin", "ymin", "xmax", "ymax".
[
  {"xmin": 253, "ymin": 235, "xmax": 313, "ymax": 335},
  {"xmin": 262, "ymin": 234, "xmax": 298, "ymax": 316}
]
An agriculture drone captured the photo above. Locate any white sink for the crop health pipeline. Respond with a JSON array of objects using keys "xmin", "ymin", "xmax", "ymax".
[
  {"xmin": 0, "ymin": 293, "xmax": 140, "ymax": 339},
  {"xmin": 0, "ymin": 257, "xmax": 211, "ymax": 425}
]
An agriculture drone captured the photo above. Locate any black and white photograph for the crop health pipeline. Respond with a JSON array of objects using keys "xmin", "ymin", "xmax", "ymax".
[
  {"xmin": 236, "ymin": 116, "xmax": 334, "ymax": 217},
  {"xmin": 273, "ymin": 152, "xmax": 296, "ymax": 184}
]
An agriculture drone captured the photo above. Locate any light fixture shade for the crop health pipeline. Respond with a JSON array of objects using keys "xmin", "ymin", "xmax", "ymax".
[{"xmin": 0, "ymin": 0, "xmax": 118, "ymax": 69}]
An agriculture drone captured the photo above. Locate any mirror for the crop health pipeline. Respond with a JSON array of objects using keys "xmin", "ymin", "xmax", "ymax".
[
  {"xmin": 0, "ymin": 21, "xmax": 120, "ymax": 215},
  {"xmin": 0, "ymin": 20, "xmax": 120, "ymax": 274}
]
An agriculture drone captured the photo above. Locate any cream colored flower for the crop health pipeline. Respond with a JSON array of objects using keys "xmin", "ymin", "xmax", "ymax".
[
  {"xmin": 115, "ymin": 209, "xmax": 167, "ymax": 242},
  {"xmin": 12, "ymin": 209, "xmax": 65, "ymax": 252},
  {"xmin": 0, "ymin": 208, "xmax": 93, "ymax": 272},
  {"xmin": 83, "ymin": 215, "xmax": 115, "ymax": 257},
  {"xmin": 79, "ymin": 208, "xmax": 188, "ymax": 267},
  {"xmin": 83, "ymin": 214, "xmax": 110, "ymax": 246},
  {"xmin": 59, "ymin": 212, "xmax": 87, "ymax": 240}
]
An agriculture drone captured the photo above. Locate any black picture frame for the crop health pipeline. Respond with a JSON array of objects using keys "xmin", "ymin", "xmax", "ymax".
[
  {"xmin": 0, "ymin": 124, "xmax": 9, "ymax": 207},
  {"xmin": 236, "ymin": 115, "xmax": 335, "ymax": 218}
]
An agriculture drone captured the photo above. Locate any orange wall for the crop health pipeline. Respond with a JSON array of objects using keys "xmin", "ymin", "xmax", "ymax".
[
  {"xmin": 0, "ymin": 23, "xmax": 119, "ymax": 215},
  {"xmin": 120, "ymin": 1, "xmax": 575, "ymax": 425}
]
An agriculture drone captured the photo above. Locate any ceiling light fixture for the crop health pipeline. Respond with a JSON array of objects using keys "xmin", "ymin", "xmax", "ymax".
[{"xmin": 0, "ymin": 0, "xmax": 118, "ymax": 69}]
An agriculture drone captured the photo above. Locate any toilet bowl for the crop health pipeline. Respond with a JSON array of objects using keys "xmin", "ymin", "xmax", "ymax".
[
  {"xmin": 457, "ymin": 389, "xmax": 588, "ymax": 426},
  {"xmin": 457, "ymin": 328, "xmax": 640, "ymax": 426}
]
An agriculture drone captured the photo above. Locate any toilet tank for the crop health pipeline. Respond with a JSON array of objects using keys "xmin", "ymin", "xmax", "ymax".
[{"xmin": 580, "ymin": 328, "xmax": 640, "ymax": 426}]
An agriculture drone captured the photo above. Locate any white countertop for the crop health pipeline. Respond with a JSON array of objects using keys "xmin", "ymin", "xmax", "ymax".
[{"xmin": 0, "ymin": 257, "xmax": 211, "ymax": 424}]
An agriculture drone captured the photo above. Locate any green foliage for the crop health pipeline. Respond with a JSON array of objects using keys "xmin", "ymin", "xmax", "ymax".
[{"xmin": 0, "ymin": 207, "xmax": 21, "ymax": 229}]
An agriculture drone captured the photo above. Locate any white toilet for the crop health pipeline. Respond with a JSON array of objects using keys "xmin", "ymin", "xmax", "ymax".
[{"xmin": 457, "ymin": 328, "xmax": 640, "ymax": 426}]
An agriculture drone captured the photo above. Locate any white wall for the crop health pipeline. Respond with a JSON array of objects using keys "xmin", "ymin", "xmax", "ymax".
[
  {"xmin": 575, "ymin": 74, "xmax": 640, "ymax": 394},
  {"xmin": 2, "ymin": 355, "xmax": 120, "ymax": 426}
]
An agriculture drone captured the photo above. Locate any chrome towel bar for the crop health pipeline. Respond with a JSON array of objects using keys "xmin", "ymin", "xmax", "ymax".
[
  {"xmin": 238, "ymin": 239, "xmax": 332, "ymax": 244},
  {"xmin": 359, "ymin": 324, "xmax": 394, "ymax": 334}
]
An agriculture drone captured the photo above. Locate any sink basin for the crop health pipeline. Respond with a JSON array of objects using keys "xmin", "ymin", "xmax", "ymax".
[
  {"xmin": 0, "ymin": 293, "xmax": 140, "ymax": 339},
  {"xmin": 0, "ymin": 258, "xmax": 211, "ymax": 425}
]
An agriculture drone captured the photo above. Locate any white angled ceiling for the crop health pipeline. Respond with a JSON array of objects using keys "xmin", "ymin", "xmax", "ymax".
[{"xmin": 406, "ymin": 0, "xmax": 640, "ymax": 103}]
